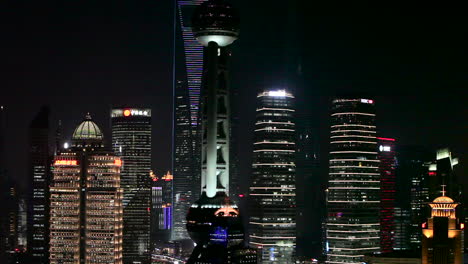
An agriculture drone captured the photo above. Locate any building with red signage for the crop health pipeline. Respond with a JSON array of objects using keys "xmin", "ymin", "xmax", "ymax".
[
  {"xmin": 111, "ymin": 107, "xmax": 152, "ymax": 264},
  {"xmin": 49, "ymin": 113, "xmax": 123, "ymax": 264}
]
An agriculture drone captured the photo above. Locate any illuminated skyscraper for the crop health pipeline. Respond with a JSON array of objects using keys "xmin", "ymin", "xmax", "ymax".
[
  {"xmin": 28, "ymin": 106, "xmax": 50, "ymax": 263},
  {"xmin": 111, "ymin": 107, "xmax": 152, "ymax": 264},
  {"xmin": 49, "ymin": 114, "xmax": 123, "ymax": 264},
  {"xmin": 173, "ymin": 80, "xmax": 199, "ymax": 241},
  {"xmin": 377, "ymin": 137, "xmax": 396, "ymax": 253},
  {"xmin": 248, "ymin": 89, "xmax": 297, "ymax": 263},
  {"xmin": 326, "ymin": 98, "xmax": 380, "ymax": 264},
  {"xmin": 422, "ymin": 192, "xmax": 463, "ymax": 264},
  {"xmin": 173, "ymin": 0, "xmax": 208, "ymax": 241}
]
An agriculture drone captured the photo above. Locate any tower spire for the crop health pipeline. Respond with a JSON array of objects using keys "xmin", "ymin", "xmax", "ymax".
[{"xmin": 442, "ymin": 184, "xmax": 446, "ymax": 196}]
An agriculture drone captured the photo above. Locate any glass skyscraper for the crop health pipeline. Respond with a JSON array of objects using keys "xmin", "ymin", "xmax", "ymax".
[
  {"xmin": 249, "ymin": 89, "xmax": 296, "ymax": 263},
  {"xmin": 111, "ymin": 108, "xmax": 152, "ymax": 264},
  {"xmin": 172, "ymin": 0, "xmax": 207, "ymax": 241},
  {"xmin": 326, "ymin": 98, "xmax": 380, "ymax": 264}
]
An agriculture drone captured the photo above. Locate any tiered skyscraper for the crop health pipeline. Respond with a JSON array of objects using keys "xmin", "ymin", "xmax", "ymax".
[
  {"xmin": 326, "ymin": 98, "xmax": 380, "ymax": 263},
  {"xmin": 173, "ymin": 0, "xmax": 207, "ymax": 241},
  {"xmin": 111, "ymin": 107, "xmax": 152, "ymax": 264},
  {"xmin": 377, "ymin": 137, "xmax": 396, "ymax": 253},
  {"xmin": 49, "ymin": 114, "xmax": 123, "ymax": 264},
  {"xmin": 185, "ymin": 1, "xmax": 256, "ymax": 263},
  {"xmin": 249, "ymin": 89, "xmax": 297, "ymax": 263},
  {"xmin": 28, "ymin": 106, "xmax": 51, "ymax": 263}
]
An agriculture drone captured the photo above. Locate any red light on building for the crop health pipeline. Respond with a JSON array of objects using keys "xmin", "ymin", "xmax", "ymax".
[
  {"xmin": 54, "ymin": 160, "xmax": 78, "ymax": 166},
  {"xmin": 377, "ymin": 137, "xmax": 395, "ymax": 142},
  {"xmin": 428, "ymin": 171, "xmax": 437, "ymax": 176},
  {"xmin": 422, "ymin": 222, "xmax": 427, "ymax": 228},
  {"xmin": 123, "ymin": 109, "xmax": 131, "ymax": 117},
  {"xmin": 114, "ymin": 159, "xmax": 122, "ymax": 167},
  {"xmin": 238, "ymin": 194, "xmax": 245, "ymax": 198}
]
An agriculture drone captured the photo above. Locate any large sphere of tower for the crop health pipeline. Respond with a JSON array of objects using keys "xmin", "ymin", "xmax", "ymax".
[{"xmin": 192, "ymin": 0, "xmax": 240, "ymax": 47}]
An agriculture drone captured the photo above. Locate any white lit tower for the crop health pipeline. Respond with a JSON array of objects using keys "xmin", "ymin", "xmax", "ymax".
[
  {"xmin": 249, "ymin": 89, "xmax": 297, "ymax": 263},
  {"xmin": 326, "ymin": 98, "xmax": 380, "ymax": 264},
  {"xmin": 185, "ymin": 1, "xmax": 255, "ymax": 263}
]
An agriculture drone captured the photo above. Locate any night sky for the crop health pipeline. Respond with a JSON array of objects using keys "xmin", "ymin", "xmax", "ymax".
[{"xmin": 1, "ymin": 1, "xmax": 467, "ymax": 253}]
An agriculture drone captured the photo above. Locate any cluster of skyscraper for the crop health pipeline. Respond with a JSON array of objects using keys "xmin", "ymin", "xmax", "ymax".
[{"xmin": 0, "ymin": 0, "xmax": 465, "ymax": 264}]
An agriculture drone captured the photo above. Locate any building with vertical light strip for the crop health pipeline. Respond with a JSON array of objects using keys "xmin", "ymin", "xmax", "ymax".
[
  {"xmin": 326, "ymin": 98, "xmax": 380, "ymax": 264},
  {"xmin": 49, "ymin": 114, "xmax": 123, "ymax": 264},
  {"xmin": 377, "ymin": 137, "xmax": 396, "ymax": 253},
  {"xmin": 111, "ymin": 108, "xmax": 152, "ymax": 264},
  {"xmin": 249, "ymin": 89, "xmax": 296, "ymax": 263},
  {"xmin": 173, "ymin": 0, "xmax": 207, "ymax": 241}
]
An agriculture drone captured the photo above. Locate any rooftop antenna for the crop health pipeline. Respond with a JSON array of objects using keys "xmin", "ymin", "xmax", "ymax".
[{"xmin": 441, "ymin": 184, "xmax": 447, "ymax": 196}]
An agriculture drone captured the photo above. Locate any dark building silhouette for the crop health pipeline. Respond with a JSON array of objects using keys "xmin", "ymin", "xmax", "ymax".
[
  {"xmin": 395, "ymin": 145, "xmax": 432, "ymax": 251},
  {"xmin": 27, "ymin": 106, "xmax": 50, "ymax": 264},
  {"xmin": 0, "ymin": 105, "xmax": 8, "ymax": 263}
]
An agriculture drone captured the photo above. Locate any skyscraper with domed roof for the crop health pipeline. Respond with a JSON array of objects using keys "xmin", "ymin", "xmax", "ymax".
[
  {"xmin": 422, "ymin": 190, "xmax": 463, "ymax": 264},
  {"xmin": 49, "ymin": 113, "xmax": 123, "ymax": 264}
]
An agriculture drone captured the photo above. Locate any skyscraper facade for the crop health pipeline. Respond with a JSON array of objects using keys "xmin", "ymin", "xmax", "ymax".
[
  {"xmin": 173, "ymin": 0, "xmax": 207, "ymax": 241},
  {"xmin": 173, "ymin": 80, "xmax": 199, "ymax": 241},
  {"xmin": 49, "ymin": 114, "xmax": 123, "ymax": 264},
  {"xmin": 111, "ymin": 108, "xmax": 152, "ymax": 264},
  {"xmin": 326, "ymin": 98, "xmax": 380, "ymax": 264},
  {"xmin": 151, "ymin": 171, "xmax": 173, "ymax": 247},
  {"xmin": 249, "ymin": 89, "xmax": 297, "ymax": 263},
  {"xmin": 422, "ymin": 193, "xmax": 463, "ymax": 264},
  {"xmin": 28, "ymin": 106, "xmax": 50, "ymax": 263},
  {"xmin": 377, "ymin": 137, "xmax": 396, "ymax": 253}
]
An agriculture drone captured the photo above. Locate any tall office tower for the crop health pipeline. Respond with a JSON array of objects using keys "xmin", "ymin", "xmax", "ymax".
[
  {"xmin": 111, "ymin": 108, "xmax": 152, "ymax": 264},
  {"xmin": 392, "ymin": 207, "xmax": 411, "ymax": 251},
  {"xmin": 185, "ymin": 1, "xmax": 255, "ymax": 263},
  {"xmin": 173, "ymin": 0, "xmax": 208, "ymax": 241},
  {"xmin": 377, "ymin": 137, "xmax": 396, "ymax": 253},
  {"xmin": 325, "ymin": 98, "xmax": 380, "ymax": 264},
  {"xmin": 396, "ymin": 146, "xmax": 432, "ymax": 251},
  {"xmin": 422, "ymin": 192, "xmax": 463, "ymax": 264},
  {"xmin": 28, "ymin": 106, "xmax": 50, "ymax": 263},
  {"xmin": 151, "ymin": 171, "xmax": 173, "ymax": 247},
  {"xmin": 173, "ymin": 80, "xmax": 199, "ymax": 241},
  {"xmin": 49, "ymin": 114, "xmax": 123, "ymax": 264},
  {"xmin": 249, "ymin": 89, "xmax": 297, "ymax": 263},
  {"xmin": 17, "ymin": 198, "xmax": 27, "ymax": 249}
]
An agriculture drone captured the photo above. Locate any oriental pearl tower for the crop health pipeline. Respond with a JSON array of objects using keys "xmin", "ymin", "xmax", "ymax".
[{"xmin": 185, "ymin": 0, "xmax": 255, "ymax": 263}]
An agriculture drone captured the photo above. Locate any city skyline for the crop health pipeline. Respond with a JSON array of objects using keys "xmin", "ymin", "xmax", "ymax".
[{"xmin": 0, "ymin": 1, "xmax": 467, "ymax": 263}]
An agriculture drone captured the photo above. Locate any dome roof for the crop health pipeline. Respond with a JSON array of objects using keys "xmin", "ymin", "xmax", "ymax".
[
  {"xmin": 433, "ymin": 196, "xmax": 454, "ymax": 203},
  {"xmin": 72, "ymin": 113, "xmax": 103, "ymax": 141}
]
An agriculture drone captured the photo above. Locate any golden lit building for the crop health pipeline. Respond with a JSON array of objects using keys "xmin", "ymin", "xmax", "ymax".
[
  {"xmin": 49, "ymin": 114, "xmax": 123, "ymax": 264},
  {"xmin": 422, "ymin": 190, "xmax": 463, "ymax": 264}
]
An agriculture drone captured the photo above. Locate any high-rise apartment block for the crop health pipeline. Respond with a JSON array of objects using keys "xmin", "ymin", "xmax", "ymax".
[
  {"xmin": 249, "ymin": 89, "xmax": 297, "ymax": 263},
  {"xmin": 49, "ymin": 114, "xmax": 123, "ymax": 264},
  {"xmin": 111, "ymin": 108, "xmax": 152, "ymax": 264},
  {"xmin": 326, "ymin": 98, "xmax": 380, "ymax": 264}
]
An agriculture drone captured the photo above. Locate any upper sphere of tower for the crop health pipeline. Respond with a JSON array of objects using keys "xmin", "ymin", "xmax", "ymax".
[{"xmin": 192, "ymin": 0, "xmax": 240, "ymax": 47}]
